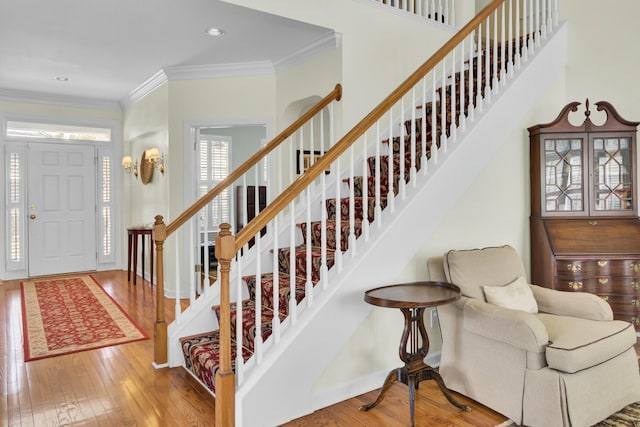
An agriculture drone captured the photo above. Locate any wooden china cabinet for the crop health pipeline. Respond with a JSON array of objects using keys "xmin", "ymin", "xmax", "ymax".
[{"xmin": 528, "ymin": 100, "xmax": 640, "ymax": 329}]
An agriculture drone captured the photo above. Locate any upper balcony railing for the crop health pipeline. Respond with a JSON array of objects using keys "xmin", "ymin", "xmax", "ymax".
[{"xmin": 374, "ymin": 0, "xmax": 457, "ymax": 25}]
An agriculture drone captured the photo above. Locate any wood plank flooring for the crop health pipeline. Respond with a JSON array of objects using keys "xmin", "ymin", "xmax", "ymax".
[{"xmin": 1, "ymin": 270, "xmax": 509, "ymax": 426}]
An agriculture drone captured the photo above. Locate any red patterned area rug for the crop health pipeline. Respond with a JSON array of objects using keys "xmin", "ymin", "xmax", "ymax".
[{"xmin": 21, "ymin": 275, "xmax": 148, "ymax": 361}]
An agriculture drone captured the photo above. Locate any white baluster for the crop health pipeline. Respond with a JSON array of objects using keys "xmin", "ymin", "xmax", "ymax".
[
  {"xmin": 410, "ymin": 87, "xmax": 417, "ymax": 183},
  {"xmin": 272, "ymin": 214, "xmax": 280, "ymax": 342},
  {"xmin": 476, "ymin": 23, "xmax": 483, "ymax": 113},
  {"xmin": 421, "ymin": 75, "xmax": 429, "ymax": 176},
  {"xmin": 485, "ymin": 17, "xmax": 492, "ymax": 103},
  {"xmin": 459, "ymin": 40, "xmax": 465, "ymax": 134},
  {"xmin": 254, "ymin": 230, "xmax": 263, "ymax": 362},
  {"xmin": 305, "ymin": 164, "xmax": 313, "ymax": 305},
  {"xmin": 444, "ymin": 0, "xmax": 450, "ymax": 25},
  {"xmin": 440, "ymin": 58, "xmax": 448, "ymax": 153},
  {"xmin": 235, "ymin": 257, "xmax": 244, "ymax": 382},
  {"xmin": 541, "ymin": 0, "xmax": 547, "ymax": 38},
  {"xmin": 362, "ymin": 132, "xmax": 371, "ymax": 241},
  {"xmin": 399, "ymin": 97, "xmax": 406, "ymax": 198},
  {"xmin": 320, "ymin": 152, "xmax": 329, "ymax": 289},
  {"xmin": 432, "ymin": 70, "xmax": 438, "ymax": 163},
  {"xmin": 535, "ymin": 0, "xmax": 541, "ymax": 47},
  {"xmin": 493, "ymin": 11, "xmax": 499, "ymax": 92},
  {"xmin": 348, "ymin": 144, "xmax": 357, "ymax": 257},
  {"xmin": 288, "ymin": 201, "xmax": 297, "ymax": 324},
  {"xmin": 450, "ymin": 47, "xmax": 457, "ymax": 143},
  {"xmin": 320, "ymin": 109, "xmax": 329, "ymax": 289},
  {"xmin": 528, "ymin": 0, "xmax": 534, "ymax": 55},
  {"xmin": 515, "ymin": 0, "xmax": 521, "ymax": 68},
  {"xmin": 464, "ymin": 30, "xmax": 476, "ymax": 125},
  {"xmin": 334, "ymin": 150, "xmax": 343, "ymax": 271},
  {"xmin": 375, "ymin": 121, "xmax": 383, "ymax": 227},
  {"xmin": 387, "ymin": 110, "xmax": 395, "ymax": 213}
]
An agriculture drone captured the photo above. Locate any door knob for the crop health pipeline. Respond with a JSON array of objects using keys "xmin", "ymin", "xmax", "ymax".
[{"xmin": 29, "ymin": 214, "xmax": 36, "ymax": 220}]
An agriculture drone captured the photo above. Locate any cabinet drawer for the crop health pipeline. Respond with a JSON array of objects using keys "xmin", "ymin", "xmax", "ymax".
[
  {"xmin": 556, "ymin": 259, "xmax": 640, "ymax": 278},
  {"xmin": 555, "ymin": 277, "xmax": 640, "ymax": 294},
  {"xmin": 605, "ymin": 296, "xmax": 640, "ymax": 315}
]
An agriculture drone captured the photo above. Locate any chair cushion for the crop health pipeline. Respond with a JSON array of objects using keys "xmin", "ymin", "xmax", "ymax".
[
  {"xmin": 538, "ymin": 313, "xmax": 636, "ymax": 373},
  {"xmin": 483, "ymin": 276, "xmax": 539, "ymax": 313},
  {"xmin": 443, "ymin": 245, "xmax": 527, "ymax": 300}
]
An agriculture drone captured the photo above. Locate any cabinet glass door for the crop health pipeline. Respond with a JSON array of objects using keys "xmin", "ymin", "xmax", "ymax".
[
  {"xmin": 544, "ymin": 138, "xmax": 584, "ymax": 213},
  {"xmin": 592, "ymin": 137, "xmax": 633, "ymax": 212}
]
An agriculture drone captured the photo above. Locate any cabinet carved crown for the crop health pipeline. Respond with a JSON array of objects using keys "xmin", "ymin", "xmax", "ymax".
[{"xmin": 528, "ymin": 99, "xmax": 639, "ymax": 218}]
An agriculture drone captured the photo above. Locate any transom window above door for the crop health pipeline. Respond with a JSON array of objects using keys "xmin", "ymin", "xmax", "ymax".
[{"xmin": 6, "ymin": 120, "xmax": 111, "ymax": 142}]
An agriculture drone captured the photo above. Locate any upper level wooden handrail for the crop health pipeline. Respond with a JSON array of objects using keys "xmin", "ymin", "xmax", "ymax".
[
  {"xmin": 234, "ymin": 0, "xmax": 505, "ymax": 250},
  {"xmin": 165, "ymin": 83, "xmax": 343, "ymax": 237}
]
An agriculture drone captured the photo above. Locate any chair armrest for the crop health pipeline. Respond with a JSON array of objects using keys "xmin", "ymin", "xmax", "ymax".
[
  {"xmin": 529, "ymin": 284, "xmax": 613, "ymax": 321},
  {"xmin": 463, "ymin": 299, "xmax": 549, "ymax": 352}
]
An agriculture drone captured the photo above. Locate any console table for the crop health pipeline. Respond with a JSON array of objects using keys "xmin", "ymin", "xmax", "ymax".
[
  {"xmin": 127, "ymin": 226, "xmax": 153, "ymax": 286},
  {"xmin": 361, "ymin": 281, "xmax": 469, "ymax": 426}
]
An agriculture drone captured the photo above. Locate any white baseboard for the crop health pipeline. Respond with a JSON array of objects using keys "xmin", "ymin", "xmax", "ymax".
[{"xmin": 311, "ymin": 351, "xmax": 441, "ymax": 411}]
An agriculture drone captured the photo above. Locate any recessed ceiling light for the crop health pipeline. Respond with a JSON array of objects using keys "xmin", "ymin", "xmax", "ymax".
[
  {"xmin": 205, "ymin": 28, "xmax": 225, "ymax": 37},
  {"xmin": 55, "ymin": 76, "xmax": 69, "ymax": 82}
]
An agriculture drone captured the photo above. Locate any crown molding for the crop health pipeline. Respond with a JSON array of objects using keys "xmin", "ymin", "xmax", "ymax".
[
  {"xmin": 123, "ymin": 31, "xmax": 340, "ymax": 109},
  {"xmin": 273, "ymin": 32, "xmax": 341, "ymax": 72},
  {"xmin": 0, "ymin": 88, "xmax": 122, "ymax": 111},
  {"xmin": 121, "ymin": 70, "xmax": 168, "ymax": 109},
  {"xmin": 163, "ymin": 61, "xmax": 275, "ymax": 81}
]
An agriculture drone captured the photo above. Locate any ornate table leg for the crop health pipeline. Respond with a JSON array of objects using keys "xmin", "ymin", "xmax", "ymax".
[
  {"xmin": 360, "ymin": 305, "xmax": 470, "ymax": 425},
  {"xmin": 432, "ymin": 369, "xmax": 471, "ymax": 411},
  {"xmin": 359, "ymin": 367, "xmax": 400, "ymax": 411}
]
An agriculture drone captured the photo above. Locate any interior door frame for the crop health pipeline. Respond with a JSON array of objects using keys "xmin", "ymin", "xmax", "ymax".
[{"xmin": 176, "ymin": 118, "xmax": 272, "ymax": 297}]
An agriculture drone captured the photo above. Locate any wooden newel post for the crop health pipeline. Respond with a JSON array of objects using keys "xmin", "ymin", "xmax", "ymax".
[
  {"xmin": 215, "ymin": 223, "xmax": 236, "ymax": 427},
  {"xmin": 153, "ymin": 215, "xmax": 168, "ymax": 366}
]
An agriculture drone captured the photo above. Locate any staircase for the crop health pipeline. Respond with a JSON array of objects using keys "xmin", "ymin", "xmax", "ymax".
[
  {"xmin": 181, "ymin": 23, "xmax": 562, "ymax": 398},
  {"xmin": 152, "ymin": 1, "xmax": 567, "ymax": 425}
]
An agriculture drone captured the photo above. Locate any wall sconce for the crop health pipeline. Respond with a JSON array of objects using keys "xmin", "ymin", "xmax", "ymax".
[
  {"xmin": 140, "ymin": 147, "xmax": 165, "ymax": 185},
  {"xmin": 146, "ymin": 147, "xmax": 165, "ymax": 175},
  {"xmin": 122, "ymin": 155, "xmax": 138, "ymax": 178}
]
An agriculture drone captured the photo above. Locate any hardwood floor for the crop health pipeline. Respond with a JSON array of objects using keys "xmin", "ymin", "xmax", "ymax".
[
  {"xmin": 1, "ymin": 270, "xmax": 508, "ymax": 426},
  {"xmin": 1, "ymin": 270, "xmax": 216, "ymax": 426}
]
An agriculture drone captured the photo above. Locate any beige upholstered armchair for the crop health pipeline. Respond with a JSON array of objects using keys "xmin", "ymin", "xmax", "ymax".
[{"xmin": 427, "ymin": 245, "xmax": 640, "ymax": 427}]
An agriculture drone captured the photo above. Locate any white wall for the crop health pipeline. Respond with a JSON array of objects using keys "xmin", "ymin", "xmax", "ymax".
[{"xmin": 224, "ymin": 0, "xmax": 457, "ymax": 132}]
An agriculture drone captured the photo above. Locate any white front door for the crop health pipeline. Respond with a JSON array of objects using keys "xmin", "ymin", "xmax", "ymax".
[{"xmin": 27, "ymin": 143, "xmax": 97, "ymax": 276}]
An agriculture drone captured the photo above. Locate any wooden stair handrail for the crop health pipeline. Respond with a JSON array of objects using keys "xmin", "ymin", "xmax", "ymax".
[
  {"xmin": 234, "ymin": 0, "xmax": 505, "ymax": 250},
  {"xmin": 165, "ymin": 83, "xmax": 342, "ymax": 237}
]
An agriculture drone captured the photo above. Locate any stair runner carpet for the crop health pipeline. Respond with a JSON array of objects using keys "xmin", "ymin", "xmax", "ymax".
[{"xmin": 179, "ymin": 39, "xmax": 525, "ymax": 393}]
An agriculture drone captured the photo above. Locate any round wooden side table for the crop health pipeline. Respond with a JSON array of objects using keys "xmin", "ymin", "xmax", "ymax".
[{"xmin": 361, "ymin": 281, "xmax": 470, "ymax": 426}]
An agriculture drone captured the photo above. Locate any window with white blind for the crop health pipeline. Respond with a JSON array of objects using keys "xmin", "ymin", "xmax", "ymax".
[
  {"xmin": 98, "ymin": 147, "xmax": 115, "ymax": 263},
  {"xmin": 198, "ymin": 134, "xmax": 231, "ymax": 239},
  {"xmin": 6, "ymin": 145, "xmax": 25, "ymax": 270}
]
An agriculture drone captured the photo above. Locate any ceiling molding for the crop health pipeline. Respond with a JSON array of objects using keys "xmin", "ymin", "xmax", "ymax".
[
  {"xmin": 121, "ymin": 70, "xmax": 168, "ymax": 109},
  {"xmin": 0, "ymin": 88, "xmax": 122, "ymax": 111},
  {"xmin": 273, "ymin": 32, "xmax": 341, "ymax": 72},
  {"xmin": 122, "ymin": 31, "xmax": 339, "ymax": 109},
  {"xmin": 164, "ymin": 61, "xmax": 275, "ymax": 80}
]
